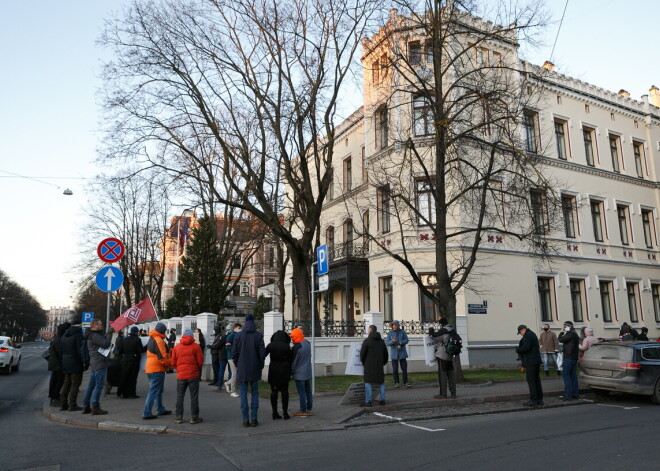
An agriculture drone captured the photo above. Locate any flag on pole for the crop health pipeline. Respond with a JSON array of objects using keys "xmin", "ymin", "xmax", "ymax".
[{"xmin": 110, "ymin": 297, "xmax": 158, "ymax": 331}]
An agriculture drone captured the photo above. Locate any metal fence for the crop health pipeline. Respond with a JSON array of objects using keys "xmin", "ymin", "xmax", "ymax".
[
  {"xmin": 284, "ymin": 319, "xmax": 367, "ymax": 337},
  {"xmin": 381, "ymin": 321, "xmax": 443, "ymax": 335}
]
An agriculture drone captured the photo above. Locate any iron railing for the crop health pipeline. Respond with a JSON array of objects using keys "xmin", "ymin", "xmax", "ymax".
[
  {"xmin": 381, "ymin": 320, "xmax": 443, "ymax": 335},
  {"xmin": 284, "ymin": 319, "xmax": 367, "ymax": 337},
  {"xmin": 328, "ymin": 242, "xmax": 369, "ymax": 261}
]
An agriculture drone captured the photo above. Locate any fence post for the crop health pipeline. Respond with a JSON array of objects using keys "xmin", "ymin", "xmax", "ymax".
[
  {"xmin": 363, "ymin": 311, "xmax": 384, "ymax": 337},
  {"xmin": 195, "ymin": 312, "xmax": 218, "ymax": 380}
]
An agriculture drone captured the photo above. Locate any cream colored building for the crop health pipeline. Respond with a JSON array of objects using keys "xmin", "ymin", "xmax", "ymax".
[{"xmin": 283, "ymin": 10, "xmax": 660, "ymax": 365}]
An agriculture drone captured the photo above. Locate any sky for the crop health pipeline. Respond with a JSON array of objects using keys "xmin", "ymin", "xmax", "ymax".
[{"xmin": 0, "ymin": 0, "xmax": 658, "ymax": 310}]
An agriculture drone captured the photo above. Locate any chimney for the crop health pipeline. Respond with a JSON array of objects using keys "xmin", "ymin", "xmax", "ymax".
[
  {"xmin": 650, "ymin": 85, "xmax": 660, "ymax": 108},
  {"xmin": 542, "ymin": 61, "xmax": 555, "ymax": 72},
  {"xmin": 618, "ymin": 89, "xmax": 630, "ymax": 98}
]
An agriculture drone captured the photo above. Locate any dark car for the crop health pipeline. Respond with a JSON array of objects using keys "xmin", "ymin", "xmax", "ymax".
[{"xmin": 579, "ymin": 341, "xmax": 660, "ymax": 404}]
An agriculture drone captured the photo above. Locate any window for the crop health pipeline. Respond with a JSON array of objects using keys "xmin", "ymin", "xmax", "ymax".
[
  {"xmin": 642, "ymin": 210, "xmax": 655, "ymax": 248},
  {"xmin": 609, "ymin": 135, "xmax": 621, "ymax": 173},
  {"xmin": 328, "ymin": 168, "xmax": 334, "ymax": 201},
  {"xmin": 492, "ymin": 51, "xmax": 502, "ymax": 67},
  {"xmin": 570, "ymin": 279, "xmax": 586, "ymax": 323},
  {"xmin": 409, "ymin": 41, "xmax": 421, "ymax": 66},
  {"xmin": 413, "ymin": 95, "xmax": 433, "ymax": 136},
  {"xmin": 361, "ymin": 146, "xmax": 367, "ymax": 181},
  {"xmin": 652, "ymin": 284, "xmax": 660, "ymax": 323},
  {"xmin": 343, "ymin": 219, "xmax": 354, "ymax": 252},
  {"xmin": 343, "ymin": 156, "xmax": 352, "ymax": 191},
  {"xmin": 376, "ymin": 106, "xmax": 388, "ymax": 149},
  {"xmin": 538, "ymin": 277, "xmax": 556, "ymax": 323},
  {"xmin": 417, "ymin": 179, "xmax": 435, "ymax": 225},
  {"xmin": 362, "ymin": 210, "xmax": 370, "ymax": 250},
  {"xmin": 617, "ymin": 205, "xmax": 630, "ymax": 246},
  {"xmin": 599, "ymin": 280, "xmax": 614, "ymax": 323},
  {"xmin": 425, "ymin": 41, "xmax": 433, "ymax": 64},
  {"xmin": 583, "ymin": 128, "xmax": 596, "ymax": 166},
  {"xmin": 380, "ymin": 276, "xmax": 393, "ymax": 322},
  {"xmin": 380, "ymin": 54, "xmax": 389, "ymax": 78},
  {"xmin": 561, "ymin": 194, "xmax": 577, "ymax": 238},
  {"xmin": 372, "ymin": 60, "xmax": 380, "ymax": 84},
  {"xmin": 633, "ymin": 142, "xmax": 645, "ymax": 178},
  {"xmin": 523, "ymin": 110, "xmax": 538, "ymax": 153},
  {"xmin": 530, "ymin": 190, "xmax": 548, "ymax": 235},
  {"xmin": 326, "ymin": 226, "xmax": 335, "ymax": 247},
  {"xmin": 626, "ymin": 282, "xmax": 640, "ymax": 323},
  {"xmin": 232, "ymin": 255, "xmax": 241, "ymax": 269},
  {"xmin": 590, "ymin": 200, "xmax": 604, "ymax": 242},
  {"xmin": 378, "ymin": 185, "xmax": 391, "ymax": 233},
  {"xmin": 268, "ymin": 246, "xmax": 275, "ymax": 268},
  {"xmin": 419, "ymin": 273, "xmax": 439, "ymax": 322},
  {"xmin": 554, "ymin": 120, "xmax": 568, "ymax": 160}
]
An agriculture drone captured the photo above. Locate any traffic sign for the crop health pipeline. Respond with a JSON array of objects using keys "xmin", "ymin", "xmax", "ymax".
[
  {"xmin": 316, "ymin": 244, "xmax": 328, "ymax": 275},
  {"xmin": 95, "ymin": 266, "xmax": 124, "ymax": 293},
  {"xmin": 82, "ymin": 312, "xmax": 94, "ymax": 323},
  {"xmin": 97, "ymin": 238, "xmax": 125, "ymax": 263},
  {"xmin": 318, "ymin": 274, "xmax": 329, "ymax": 291}
]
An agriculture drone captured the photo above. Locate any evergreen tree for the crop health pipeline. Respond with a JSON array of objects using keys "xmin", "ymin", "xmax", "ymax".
[
  {"xmin": 252, "ymin": 294, "xmax": 271, "ymax": 320},
  {"xmin": 166, "ymin": 216, "xmax": 227, "ymax": 317}
]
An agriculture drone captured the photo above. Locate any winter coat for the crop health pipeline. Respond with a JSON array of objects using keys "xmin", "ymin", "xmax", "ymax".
[
  {"xmin": 85, "ymin": 329, "xmax": 112, "ymax": 371},
  {"xmin": 225, "ymin": 331, "xmax": 237, "ymax": 360},
  {"xmin": 360, "ymin": 331, "xmax": 388, "ymax": 384},
  {"xmin": 290, "ymin": 329, "xmax": 312, "ymax": 381},
  {"xmin": 539, "ymin": 330, "xmax": 559, "ymax": 354},
  {"xmin": 385, "ymin": 328, "xmax": 409, "ymax": 360},
  {"xmin": 431, "ymin": 326, "xmax": 455, "ymax": 362},
  {"xmin": 171, "ymin": 335, "xmax": 204, "ymax": 380},
  {"xmin": 558, "ymin": 329, "xmax": 580, "ymax": 361},
  {"xmin": 145, "ymin": 330, "xmax": 172, "ymax": 373},
  {"xmin": 60, "ymin": 326, "xmax": 85, "ymax": 374},
  {"xmin": 47, "ymin": 334, "xmax": 64, "ymax": 372},
  {"xmin": 195, "ymin": 332, "xmax": 206, "ymax": 352},
  {"xmin": 266, "ymin": 330, "xmax": 293, "ymax": 388},
  {"xmin": 232, "ymin": 319, "xmax": 265, "ymax": 382},
  {"xmin": 579, "ymin": 328, "xmax": 598, "ymax": 352},
  {"xmin": 120, "ymin": 334, "xmax": 146, "ymax": 363},
  {"xmin": 209, "ymin": 327, "xmax": 226, "ymax": 360},
  {"xmin": 516, "ymin": 329, "xmax": 542, "ymax": 367},
  {"xmin": 168, "ymin": 332, "xmax": 176, "ymax": 349}
]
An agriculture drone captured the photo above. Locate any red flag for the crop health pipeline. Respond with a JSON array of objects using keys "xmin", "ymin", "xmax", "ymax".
[{"xmin": 110, "ymin": 297, "xmax": 158, "ymax": 331}]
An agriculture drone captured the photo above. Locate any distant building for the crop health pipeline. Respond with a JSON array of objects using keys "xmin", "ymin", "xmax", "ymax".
[{"xmin": 40, "ymin": 306, "xmax": 75, "ymax": 339}]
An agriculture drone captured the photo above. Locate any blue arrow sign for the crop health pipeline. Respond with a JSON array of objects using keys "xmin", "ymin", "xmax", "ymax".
[
  {"xmin": 95, "ymin": 266, "xmax": 124, "ymax": 293},
  {"xmin": 316, "ymin": 244, "xmax": 328, "ymax": 275}
]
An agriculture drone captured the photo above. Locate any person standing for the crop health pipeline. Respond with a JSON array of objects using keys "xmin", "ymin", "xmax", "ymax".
[
  {"xmin": 360, "ymin": 325, "xmax": 389, "ymax": 407},
  {"xmin": 558, "ymin": 320, "xmax": 580, "ymax": 400},
  {"xmin": 81, "ymin": 319, "xmax": 112, "ymax": 415},
  {"xmin": 539, "ymin": 324, "xmax": 560, "ymax": 376},
  {"xmin": 430, "ymin": 318, "xmax": 458, "ymax": 399},
  {"xmin": 59, "ymin": 322, "xmax": 86, "ymax": 411},
  {"xmin": 143, "ymin": 322, "xmax": 173, "ymax": 419},
  {"xmin": 638, "ymin": 327, "xmax": 649, "ymax": 341},
  {"xmin": 579, "ymin": 327, "xmax": 598, "ymax": 357},
  {"xmin": 232, "ymin": 315, "xmax": 265, "ymax": 427},
  {"xmin": 266, "ymin": 330, "xmax": 292, "ymax": 420},
  {"xmin": 208, "ymin": 325, "xmax": 224, "ymax": 386},
  {"xmin": 168, "ymin": 328, "xmax": 177, "ymax": 350},
  {"xmin": 117, "ymin": 326, "xmax": 146, "ymax": 399},
  {"xmin": 48, "ymin": 322, "xmax": 70, "ymax": 407},
  {"xmin": 385, "ymin": 320, "xmax": 410, "ymax": 388},
  {"xmin": 516, "ymin": 325, "xmax": 544, "ymax": 407},
  {"xmin": 171, "ymin": 329, "xmax": 204, "ymax": 424},
  {"xmin": 290, "ymin": 328, "xmax": 313, "ymax": 417},
  {"xmin": 224, "ymin": 323, "xmax": 241, "ymax": 397}
]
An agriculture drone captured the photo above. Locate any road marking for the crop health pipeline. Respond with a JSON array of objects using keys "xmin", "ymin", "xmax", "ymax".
[
  {"xmin": 596, "ymin": 404, "xmax": 639, "ymax": 410},
  {"xmin": 372, "ymin": 412, "xmax": 445, "ymax": 432}
]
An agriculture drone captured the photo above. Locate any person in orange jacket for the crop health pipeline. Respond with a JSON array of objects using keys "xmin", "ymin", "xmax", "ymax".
[
  {"xmin": 172, "ymin": 329, "xmax": 204, "ymax": 424},
  {"xmin": 142, "ymin": 322, "xmax": 172, "ymax": 420}
]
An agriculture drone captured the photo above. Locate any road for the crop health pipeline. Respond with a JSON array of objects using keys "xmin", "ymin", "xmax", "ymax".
[{"xmin": 2, "ymin": 343, "xmax": 659, "ymax": 471}]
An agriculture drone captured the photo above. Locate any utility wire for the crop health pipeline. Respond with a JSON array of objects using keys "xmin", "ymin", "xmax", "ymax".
[{"xmin": 550, "ymin": 0, "xmax": 570, "ymax": 62}]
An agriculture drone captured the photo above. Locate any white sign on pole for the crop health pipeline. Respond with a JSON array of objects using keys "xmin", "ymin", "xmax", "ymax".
[
  {"xmin": 318, "ymin": 274, "xmax": 329, "ymax": 291},
  {"xmin": 344, "ymin": 342, "xmax": 364, "ymax": 376},
  {"xmin": 423, "ymin": 334, "xmax": 438, "ymax": 367}
]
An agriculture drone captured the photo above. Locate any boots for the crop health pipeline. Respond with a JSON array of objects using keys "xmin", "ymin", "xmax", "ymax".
[
  {"xmin": 282, "ymin": 390, "xmax": 290, "ymax": 420},
  {"xmin": 50, "ymin": 399, "xmax": 61, "ymax": 408},
  {"xmin": 69, "ymin": 404, "xmax": 82, "ymax": 412},
  {"xmin": 60, "ymin": 401, "xmax": 69, "ymax": 411},
  {"xmin": 82, "ymin": 406, "xmax": 91, "ymax": 414},
  {"xmin": 270, "ymin": 392, "xmax": 282, "ymax": 420},
  {"xmin": 91, "ymin": 405, "xmax": 108, "ymax": 415}
]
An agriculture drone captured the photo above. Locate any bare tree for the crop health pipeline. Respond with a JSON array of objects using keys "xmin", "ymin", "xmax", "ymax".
[{"xmin": 99, "ymin": 0, "xmax": 382, "ymax": 319}]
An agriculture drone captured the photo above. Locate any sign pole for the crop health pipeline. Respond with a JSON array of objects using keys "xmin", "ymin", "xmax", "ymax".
[
  {"xmin": 106, "ymin": 291, "xmax": 111, "ymax": 330},
  {"xmin": 311, "ymin": 261, "xmax": 316, "ymax": 396}
]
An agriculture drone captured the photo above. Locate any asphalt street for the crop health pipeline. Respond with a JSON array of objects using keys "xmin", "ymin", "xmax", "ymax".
[{"xmin": 2, "ymin": 343, "xmax": 659, "ymax": 471}]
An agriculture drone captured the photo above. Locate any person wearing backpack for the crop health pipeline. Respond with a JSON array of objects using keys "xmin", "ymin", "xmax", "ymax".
[{"xmin": 429, "ymin": 318, "xmax": 458, "ymax": 399}]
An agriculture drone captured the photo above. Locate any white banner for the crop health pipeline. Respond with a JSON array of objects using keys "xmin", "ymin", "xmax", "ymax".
[
  {"xmin": 344, "ymin": 342, "xmax": 364, "ymax": 376},
  {"xmin": 423, "ymin": 334, "xmax": 438, "ymax": 367}
]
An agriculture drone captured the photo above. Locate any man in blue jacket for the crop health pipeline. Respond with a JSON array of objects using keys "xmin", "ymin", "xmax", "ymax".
[
  {"xmin": 516, "ymin": 325, "xmax": 543, "ymax": 407},
  {"xmin": 385, "ymin": 320, "xmax": 409, "ymax": 388},
  {"xmin": 232, "ymin": 315, "xmax": 265, "ymax": 427}
]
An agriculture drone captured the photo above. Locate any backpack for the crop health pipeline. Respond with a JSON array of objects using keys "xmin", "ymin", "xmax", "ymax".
[{"xmin": 445, "ymin": 330, "xmax": 463, "ymax": 356}]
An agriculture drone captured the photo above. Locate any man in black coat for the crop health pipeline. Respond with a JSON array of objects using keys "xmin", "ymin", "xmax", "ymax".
[
  {"xmin": 360, "ymin": 325, "xmax": 389, "ymax": 407},
  {"xmin": 558, "ymin": 320, "xmax": 580, "ymax": 400},
  {"xmin": 47, "ymin": 322, "xmax": 70, "ymax": 407},
  {"xmin": 208, "ymin": 325, "xmax": 225, "ymax": 387},
  {"xmin": 117, "ymin": 326, "xmax": 147, "ymax": 399},
  {"xmin": 516, "ymin": 325, "xmax": 543, "ymax": 407},
  {"xmin": 59, "ymin": 323, "xmax": 86, "ymax": 411}
]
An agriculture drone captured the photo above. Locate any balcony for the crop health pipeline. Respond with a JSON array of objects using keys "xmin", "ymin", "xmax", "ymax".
[{"xmin": 326, "ymin": 241, "xmax": 369, "ymax": 291}]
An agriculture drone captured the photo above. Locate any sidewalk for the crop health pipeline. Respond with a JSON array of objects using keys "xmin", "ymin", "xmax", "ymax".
[{"xmin": 42, "ymin": 372, "xmax": 582, "ymax": 436}]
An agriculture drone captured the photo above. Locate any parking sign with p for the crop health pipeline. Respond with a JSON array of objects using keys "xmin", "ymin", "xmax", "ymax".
[{"xmin": 316, "ymin": 244, "xmax": 328, "ymax": 275}]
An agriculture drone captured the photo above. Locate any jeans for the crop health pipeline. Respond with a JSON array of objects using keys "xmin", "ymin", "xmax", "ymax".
[
  {"xmin": 391, "ymin": 358, "xmax": 408, "ymax": 385},
  {"xmin": 82, "ymin": 369, "xmax": 106, "ymax": 408},
  {"xmin": 562, "ymin": 358, "xmax": 580, "ymax": 398},
  {"xmin": 295, "ymin": 379, "xmax": 313, "ymax": 412},
  {"xmin": 176, "ymin": 377, "xmax": 200, "ymax": 418},
  {"xmin": 541, "ymin": 352, "xmax": 559, "ymax": 371},
  {"xmin": 525, "ymin": 364, "xmax": 543, "ymax": 403},
  {"xmin": 240, "ymin": 380, "xmax": 259, "ymax": 421},
  {"xmin": 364, "ymin": 382, "xmax": 385, "ymax": 403},
  {"xmin": 226, "ymin": 360, "xmax": 237, "ymax": 393},
  {"xmin": 143, "ymin": 372, "xmax": 167, "ymax": 417},
  {"xmin": 217, "ymin": 360, "xmax": 231, "ymax": 387}
]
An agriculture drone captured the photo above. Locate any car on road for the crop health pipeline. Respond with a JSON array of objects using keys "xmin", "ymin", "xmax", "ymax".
[
  {"xmin": 579, "ymin": 341, "xmax": 660, "ymax": 404},
  {"xmin": 0, "ymin": 336, "xmax": 22, "ymax": 374}
]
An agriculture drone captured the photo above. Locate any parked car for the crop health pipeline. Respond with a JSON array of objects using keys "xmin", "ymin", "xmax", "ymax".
[
  {"xmin": 0, "ymin": 336, "xmax": 22, "ymax": 374},
  {"xmin": 579, "ymin": 341, "xmax": 660, "ymax": 404}
]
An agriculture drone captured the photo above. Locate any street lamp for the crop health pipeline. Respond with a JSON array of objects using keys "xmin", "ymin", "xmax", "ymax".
[{"xmin": 180, "ymin": 286, "xmax": 193, "ymax": 316}]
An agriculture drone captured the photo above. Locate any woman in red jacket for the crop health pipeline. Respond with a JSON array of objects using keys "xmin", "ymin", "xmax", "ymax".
[{"xmin": 171, "ymin": 329, "xmax": 204, "ymax": 424}]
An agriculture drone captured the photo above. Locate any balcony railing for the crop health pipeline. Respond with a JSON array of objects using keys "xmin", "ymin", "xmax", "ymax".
[
  {"xmin": 284, "ymin": 319, "xmax": 366, "ymax": 337},
  {"xmin": 328, "ymin": 242, "xmax": 368, "ymax": 262}
]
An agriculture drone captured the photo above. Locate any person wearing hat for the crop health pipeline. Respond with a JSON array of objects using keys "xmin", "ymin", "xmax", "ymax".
[
  {"xmin": 385, "ymin": 320, "xmax": 410, "ymax": 388},
  {"xmin": 290, "ymin": 328, "xmax": 313, "ymax": 417},
  {"xmin": 81, "ymin": 319, "xmax": 112, "ymax": 415},
  {"xmin": 232, "ymin": 315, "xmax": 266, "ymax": 427},
  {"xmin": 143, "ymin": 322, "xmax": 173, "ymax": 419},
  {"xmin": 515, "ymin": 325, "xmax": 543, "ymax": 407},
  {"xmin": 59, "ymin": 322, "xmax": 86, "ymax": 411},
  {"xmin": 117, "ymin": 326, "xmax": 147, "ymax": 399},
  {"xmin": 171, "ymin": 329, "xmax": 204, "ymax": 424},
  {"xmin": 558, "ymin": 320, "xmax": 580, "ymax": 400}
]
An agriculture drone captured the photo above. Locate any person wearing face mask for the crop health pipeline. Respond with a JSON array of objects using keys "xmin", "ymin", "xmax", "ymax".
[
  {"xmin": 558, "ymin": 321, "xmax": 580, "ymax": 400},
  {"xmin": 538, "ymin": 324, "xmax": 560, "ymax": 377}
]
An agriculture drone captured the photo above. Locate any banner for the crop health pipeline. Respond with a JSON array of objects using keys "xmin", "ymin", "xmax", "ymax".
[
  {"xmin": 423, "ymin": 334, "xmax": 438, "ymax": 367},
  {"xmin": 344, "ymin": 342, "xmax": 364, "ymax": 376},
  {"xmin": 109, "ymin": 297, "xmax": 158, "ymax": 332}
]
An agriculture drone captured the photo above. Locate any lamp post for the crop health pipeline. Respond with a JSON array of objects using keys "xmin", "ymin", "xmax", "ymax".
[{"xmin": 181, "ymin": 287, "xmax": 193, "ymax": 316}]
